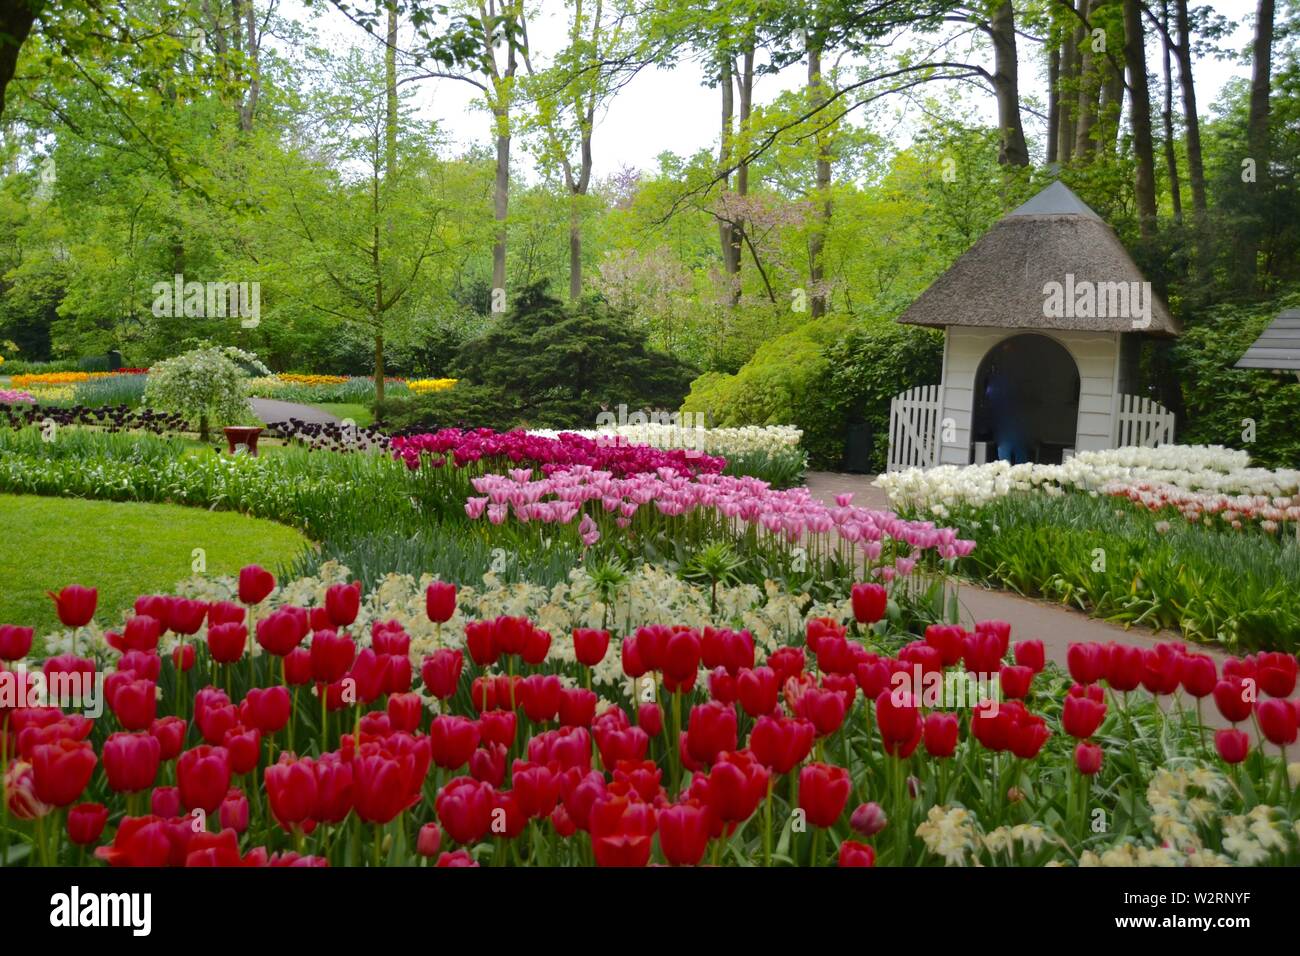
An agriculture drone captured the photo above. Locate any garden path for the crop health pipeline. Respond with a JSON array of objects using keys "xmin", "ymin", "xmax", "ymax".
[
  {"xmin": 248, "ymin": 398, "xmax": 341, "ymax": 425},
  {"xmin": 804, "ymin": 471, "xmax": 1285, "ymax": 747}
]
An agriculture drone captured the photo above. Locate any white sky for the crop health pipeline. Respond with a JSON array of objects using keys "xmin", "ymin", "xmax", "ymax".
[{"xmin": 277, "ymin": 0, "xmax": 1261, "ymax": 181}]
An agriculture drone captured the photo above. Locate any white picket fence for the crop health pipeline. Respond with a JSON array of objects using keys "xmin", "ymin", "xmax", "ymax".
[
  {"xmin": 1113, "ymin": 394, "xmax": 1176, "ymax": 448},
  {"xmin": 887, "ymin": 384, "xmax": 944, "ymax": 471}
]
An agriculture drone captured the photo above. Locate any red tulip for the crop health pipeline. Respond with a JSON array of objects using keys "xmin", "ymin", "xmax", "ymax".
[
  {"xmin": 1067, "ymin": 642, "xmax": 1106, "ymax": 685},
  {"xmin": 704, "ymin": 750, "xmax": 770, "ymax": 823},
  {"xmin": 257, "ymin": 609, "xmax": 304, "ymax": 657},
  {"xmin": 1257, "ymin": 652, "xmax": 1298, "ymax": 698},
  {"xmin": 874, "ymin": 690, "xmax": 921, "ymax": 757},
  {"xmin": 1013, "ymin": 639, "xmax": 1045, "ymax": 673},
  {"xmin": 325, "ymin": 582, "xmax": 361, "ymax": 628},
  {"xmin": 436, "ymin": 776, "xmax": 495, "ymax": 844},
  {"xmin": 208, "ymin": 601, "xmax": 245, "ymax": 626},
  {"xmin": 922, "ymin": 711, "xmax": 959, "ymax": 758},
  {"xmin": 0, "ymin": 624, "xmax": 34, "ymax": 661},
  {"xmin": 241, "ymin": 686, "xmax": 291, "ymax": 735},
  {"xmin": 383, "ymin": 692, "xmax": 421, "ymax": 733},
  {"xmin": 311, "ymin": 753, "xmax": 354, "ymax": 824},
  {"xmin": 850, "ymin": 582, "xmax": 887, "ymax": 624},
  {"xmin": 521, "ymin": 626, "xmax": 551, "ymax": 666},
  {"xmin": 151, "ymin": 786, "xmax": 181, "ymax": 817},
  {"xmin": 177, "ymin": 745, "xmax": 231, "ymax": 814},
  {"xmin": 284, "ymin": 647, "xmax": 312, "ymax": 685},
  {"xmin": 658, "ymin": 802, "xmax": 710, "ymax": 866},
  {"xmin": 571, "ymin": 627, "xmax": 610, "ymax": 667},
  {"xmin": 662, "ymin": 628, "xmax": 702, "ymax": 691},
  {"xmin": 637, "ymin": 702, "xmax": 663, "ymax": 737},
  {"xmin": 1256, "ymin": 698, "xmax": 1298, "ymax": 746},
  {"xmin": 1074, "ymin": 741, "xmax": 1103, "ymax": 775},
  {"xmin": 371, "ymin": 621, "xmax": 410, "ymax": 657},
  {"xmin": 425, "ymin": 582, "xmax": 457, "ymax": 624},
  {"xmin": 310, "ymin": 629, "xmax": 355, "ymax": 684},
  {"xmin": 684, "ymin": 701, "xmax": 737, "ymax": 766},
  {"xmin": 839, "ymin": 840, "xmax": 876, "ymax": 867},
  {"xmin": 168, "ymin": 599, "xmax": 208, "ymax": 636},
  {"xmin": 150, "ymin": 717, "xmax": 188, "ymax": 761},
  {"xmin": 748, "ymin": 714, "xmax": 815, "ymax": 774},
  {"xmin": 222, "ymin": 726, "xmax": 261, "ymax": 775},
  {"xmin": 737, "ymin": 666, "xmax": 779, "ymax": 718},
  {"xmin": 799, "ymin": 762, "xmax": 851, "ymax": 827},
  {"xmin": 477, "ymin": 709, "xmax": 517, "ymax": 749},
  {"xmin": 701, "ymin": 626, "xmax": 755, "ymax": 675},
  {"xmin": 172, "ymin": 643, "xmax": 197, "ymax": 672},
  {"xmin": 196, "ymin": 702, "xmax": 238, "ymax": 745},
  {"xmin": 850, "ymin": 801, "xmax": 887, "ymax": 837},
  {"xmin": 469, "ymin": 743, "xmax": 507, "ymax": 786},
  {"xmin": 220, "ymin": 788, "xmax": 250, "ymax": 833},
  {"xmin": 353, "ymin": 748, "xmax": 419, "ymax": 825},
  {"xmin": 120, "ymin": 650, "xmax": 161, "ymax": 682},
  {"xmin": 32, "ymin": 738, "xmax": 97, "ymax": 806},
  {"xmin": 589, "ymin": 793, "xmax": 657, "ymax": 867},
  {"xmin": 961, "ymin": 630, "xmax": 1004, "ymax": 675},
  {"xmin": 924, "ymin": 624, "xmax": 965, "ymax": 667},
  {"xmin": 67, "ymin": 802, "xmax": 109, "ymax": 845},
  {"xmin": 421, "ymin": 649, "xmax": 463, "ymax": 700},
  {"xmin": 430, "ymin": 716, "xmax": 481, "ymax": 770},
  {"xmin": 511, "ymin": 760, "xmax": 561, "ymax": 819},
  {"xmin": 103, "ymin": 732, "xmax": 161, "ymax": 793},
  {"xmin": 517, "ymin": 674, "xmax": 563, "ymax": 723},
  {"xmin": 207, "ymin": 622, "xmax": 247, "ymax": 665},
  {"xmin": 266, "ymin": 756, "xmax": 319, "ymax": 830},
  {"xmin": 999, "ymin": 664, "xmax": 1034, "ymax": 700},
  {"xmin": 48, "ymin": 585, "xmax": 97, "ymax": 628},
  {"xmin": 465, "ymin": 620, "xmax": 498, "ymax": 666},
  {"xmin": 595, "ymin": 725, "xmax": 649, "ymax": 771},
  {"xmin": 768, "ymin": 647, "xmax": 806, "ymax": 687},
  {"xmin": 1214, "ymin": 728, "xmax": 1250, "ymax": 764},
  {"xmin": 1213, "ymin": 677, "xmax": 1254, "ymax": 724},
  {"xmin": 111, "ymin": 678, "xmax": 158, "ymax": 731},
  {"xmin": 122, "ymin": 615, "xmax": 161, "ymax": 652},
  {"xmin": 1062, "ymin": 693, "xmax": 1107, "ymax": 738},
  {"xmin": 1178, "ymin": 653, "xmax": 1217, "ymax": 698},
  {"xmin": 794, "ymin": 685, "xmax": 847, "ymax": 738},
  {"xmin": 238, "ymin": 565, "xmax": 275, "ymax": 605},
  {"xmin": 1008, "ymin": 713, "xmax": 1051, "ymax": 759},
  {"xmin": 1141, "ymin": 645, "xmax": 1182, "ymax": 696},
  {"xmin": 708, "ymin": 666, "xmax": 737, "ymax": 704},
  {"xmin": 558, "ymin": 688, "xmax": 597, "ymax": 727},
  {"xmin": 1104, "ymin": 644, "xmax": 1144, "ymax": 692}
]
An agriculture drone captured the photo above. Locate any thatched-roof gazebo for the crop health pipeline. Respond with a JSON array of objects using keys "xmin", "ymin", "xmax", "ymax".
[{"xmin": 886, "ymin": 181, "xmax": 1180, "ymax": 470}]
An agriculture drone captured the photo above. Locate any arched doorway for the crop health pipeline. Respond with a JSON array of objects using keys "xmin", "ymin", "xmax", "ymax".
[{"xmin": 971, "ymin": 333, "xmax": 1080, "ymax": 465}]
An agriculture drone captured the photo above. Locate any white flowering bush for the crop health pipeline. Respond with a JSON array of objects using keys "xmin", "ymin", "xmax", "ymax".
[{"xmin": 143, "ymin": 346, "xmax": 254, "ymax": 438}]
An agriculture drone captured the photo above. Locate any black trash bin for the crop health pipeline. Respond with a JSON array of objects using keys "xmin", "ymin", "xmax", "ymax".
[{"xmin": 843, "ymin": 422, "xmax": 873, "ymax": 473}]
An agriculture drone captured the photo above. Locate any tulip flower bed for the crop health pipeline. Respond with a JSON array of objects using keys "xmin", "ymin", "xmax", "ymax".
[
  {"xmin": 3, "ymin": 563, "xmax": 1299, "ymax": 868},
  {"xmin": 0, "ymin": 402, "xmax": 187, "ymax": 436},
  {"xmin": 1103, "ymin": 480, "xmax": 1300, "ymax": 537}
]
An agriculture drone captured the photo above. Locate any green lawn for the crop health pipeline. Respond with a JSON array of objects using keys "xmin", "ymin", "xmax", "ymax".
[
  {"xmin": 314, "ymin": 402, "xmax": 374, "ymax": 427},
  {"xmin": 0, "ymin": 493, "xmax": 312, "ymax": 636}
]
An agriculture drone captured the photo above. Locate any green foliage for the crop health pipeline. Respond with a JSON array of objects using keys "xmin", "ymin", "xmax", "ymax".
[
  {"xmin": 1174, "ymin": 291, "xmax": 1300, "ymax": 468},
  {"xmin": 450, "ymin": 282, "xmax": 697, "ymax": 428},
  {"xmin": 824, "ymin": 322, "xmax": 945, "ymax": 473},
  {"xmin": 378, "ymin": 383, "xmax": 521, "ymax": 433}
]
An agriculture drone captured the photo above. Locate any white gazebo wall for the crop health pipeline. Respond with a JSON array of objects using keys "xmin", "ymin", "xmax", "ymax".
[{"xmin": 936, "ymin": 326, "xmax": 1121, "ymax": 465}]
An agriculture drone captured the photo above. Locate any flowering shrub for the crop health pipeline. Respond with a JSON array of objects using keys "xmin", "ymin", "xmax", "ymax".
[
  {"xmin": 392, "ymin": 428, "xmax": 727, "ymax": 479},
  {"xmin": 3, "ymin": 564, "xmax": 1297, "ymax": 867},
  {"xmin": 143, "ymin": 347, "xmax": 252, "ymax": 437}
]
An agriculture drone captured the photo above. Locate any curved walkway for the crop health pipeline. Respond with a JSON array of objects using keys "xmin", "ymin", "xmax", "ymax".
[{"xmin": 248, "ymin": 397, "xmax": 341, "ymax": 425}]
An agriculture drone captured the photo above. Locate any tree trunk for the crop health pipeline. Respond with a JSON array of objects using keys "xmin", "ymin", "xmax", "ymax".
[
  {"xmin": 374, "ymin": 330, "xmax": 385, "ymax": 407},
  {"xmin": 718, "ymin": 58, "xmax": 740, "ymax": 303},
  {"xmin": 0, "ymin": 2, "xmax": 38, "ymax": 121},
  {"xmin": 1238, "ymin": 0, "xmax": 1274, "ymax": 288},
  {"xmin": 1159, "ymin": 0, "xmax": 1182, "ymax": 223},
  {"xmin": 1057, "ymin": 3, "xmax": 1079, "ymax": 164},
  {"xmin": 1172, "ymin": 0, "xmax": 1206, "ymax": 221},
  {"xmin": 1099, "ymin": 52, "xmax": 1124, "ymax": 154},
  {"xmin": 988, "ymin": 0, "xmax": 1029, "ymax": 166},
  {"xmin": 1047, "ymin": 42, "xmax": 1060, "ymax": 165},
  {"xmin": 1124, "ymin": 0, "xmax": 1158, "ymax": 238},
  {"xmin": 1073, "ymin": 0, "xmax": 1099, "ymax": 159},
  {"xmin": 493, "ymin": 123, "xmax": 509, "ymax": 299},
  {"xmin": 384, "ymin": 4, "xmax": 398, "ymax": 173},
  {"xmin": 807, "ymin": 41, "xmax": 832, "ymax": 318}
]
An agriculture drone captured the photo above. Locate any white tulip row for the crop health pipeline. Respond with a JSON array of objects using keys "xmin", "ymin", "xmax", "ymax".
[
  {"xmin": 528, "ymin": 423, "xmax": 804, "ymax": 457},
  {"xmin": 874, "ymin": 445, "xmax": 1300, "ymax": 514}
]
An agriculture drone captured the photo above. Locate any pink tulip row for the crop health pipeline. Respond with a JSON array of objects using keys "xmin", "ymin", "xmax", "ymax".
[
  {"xmin": 391, "ymin": 428, "xmax": 726, "ymax": 479},
  {"xmin": 465, "ymin": 468, "xmax": 977, "ymax": 566}
]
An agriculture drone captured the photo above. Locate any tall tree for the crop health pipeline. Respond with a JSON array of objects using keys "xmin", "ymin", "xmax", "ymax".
[
  {"xmin": 984, "ymin": 0, "xmax": 1029, "ymax": 165},
  {"xmin": 1157, "ymin": 0, "xmax": 1181, "ymax": 222},
  {"xmin": 1239, "ymin": 0, "xmax": 1275, "ymax": 287},
  {"xmin": 1123, "ymin": 0, "xmax": 1157, "ymax": 237},
  {"xmin": 806, "ymin": 27, "xmax": 834, "ymax": 317}
]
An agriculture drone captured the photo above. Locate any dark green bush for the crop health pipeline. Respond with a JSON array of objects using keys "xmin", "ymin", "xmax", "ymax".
[
  {"xmin": 378, "ymin": 383, "xmax": 520, "ymax": 433},
  {"xmin": 1174, "ymin": 292, "xmax": 1300, "ymax": 469}
]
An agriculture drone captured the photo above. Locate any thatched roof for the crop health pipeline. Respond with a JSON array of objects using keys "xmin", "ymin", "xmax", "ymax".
[
  {"xmin": 896, "ymin": 181, "xmax": 1180, "ymax": 337},
  {"xmin": 1235, "ymin": 308, "xmax": 1300, "ymax": 371}
]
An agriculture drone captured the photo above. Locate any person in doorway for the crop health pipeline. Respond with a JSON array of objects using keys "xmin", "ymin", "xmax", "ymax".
[{"xmin": 986, "ymin": 353, "xmax": 1032, "ymax": 464}]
